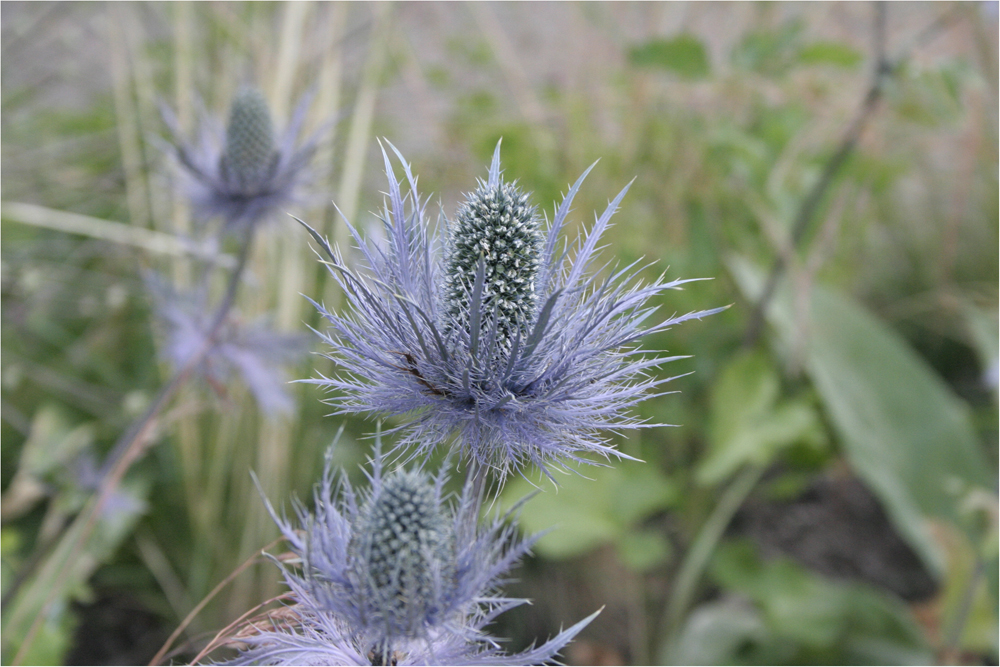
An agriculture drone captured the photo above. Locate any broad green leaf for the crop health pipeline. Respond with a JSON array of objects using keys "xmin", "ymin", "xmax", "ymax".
[
  {"xmin": 728, "ymin": 256, "xmax": 991, "ymax": 574},
  {"xmin": 499, "ymin": 468, "xmax": 620, "ymax": 559},
  {"xmin": 698, "ymin": 350, "xmax": 825, "ymax": 485},
  {"xmin": 499, "ymin": 463, "xmax": 677, "ymax": 560},
  {"xmin": 628, "ymin": 34, "xmax": 711, "ymax": 80},
  {"xmin": 798, "ymin": 41, "xmax": 863, "ymax": 69},
  {"xmin": 614, "ymin": 464, "xmax": 678, "ymax": 524}
]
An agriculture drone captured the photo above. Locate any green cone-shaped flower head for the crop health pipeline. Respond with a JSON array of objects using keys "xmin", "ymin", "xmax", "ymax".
[
  {"xmin": 221, "ymin": 87, "xmax": 277, "ymax": 191},
  {"xmin": 350, "ymin": 469, "xmax": 453, "ymax": 640},
  {"xmin": 443, "ymin": 180, "xmax": 541, "ymax": 352}
]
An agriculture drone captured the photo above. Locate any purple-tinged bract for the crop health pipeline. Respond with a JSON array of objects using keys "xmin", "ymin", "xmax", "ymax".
[
  {"xmin": 304, "ymin": 142, "xmax": 724, "ymax": 480},
  {"xmin": 161, "ymin": 86, "xmax": 321, "ymax": 233},
  {"xmin": 219, "ymin": 447, "xmax": 596, "ymax": 665},
  {"xmin": 148, "ymin": 274, "xmax": 309, "ymax": 414}
]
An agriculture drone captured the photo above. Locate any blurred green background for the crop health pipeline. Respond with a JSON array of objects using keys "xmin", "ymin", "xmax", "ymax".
[{"xmin": 1, "ymin": 2, "xmax": 997, "ymax": 665}]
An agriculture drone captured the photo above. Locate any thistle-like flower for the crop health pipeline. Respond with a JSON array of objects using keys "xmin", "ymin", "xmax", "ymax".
[
  {"xmin": 305, "ymin": 142, "xmax": 724, "ymax": 480},
  {"xmin": 220, "ymin": 448, "xmax": 597, "ymax": 665},
  {"xmin": 161, "ymin": 86, "xmax": 320, "ymax": 232}
]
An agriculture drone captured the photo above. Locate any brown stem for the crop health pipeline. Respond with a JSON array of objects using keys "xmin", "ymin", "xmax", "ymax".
[
  {"xmin": 149, "ymin": 536, "xmax": 284, "ymax": 666},
  {"xmin": 741, "ymin": 2, "xmax": 964, "ymax": 347},
  {"xmin": 743, "ymin": 2, "xmax": 890, "ymax": 348}
]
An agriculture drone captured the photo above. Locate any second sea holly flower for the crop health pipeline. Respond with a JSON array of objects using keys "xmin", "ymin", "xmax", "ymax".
[{"xmin": 222, "ymin": 447, "xmax": 596, "ymax": 665}]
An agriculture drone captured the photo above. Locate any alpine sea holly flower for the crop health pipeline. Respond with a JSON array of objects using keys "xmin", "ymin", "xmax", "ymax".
[
  {"xmin": 161, "ymin": 86, "xmax": 320, "ymax": 232},
  {"xmin": 221, "ymin": 447, "xmax": 597, "ymax": 665},
  {"xmin": 304, "ymin": 141, "xmax": 724, "ymax": 480}
]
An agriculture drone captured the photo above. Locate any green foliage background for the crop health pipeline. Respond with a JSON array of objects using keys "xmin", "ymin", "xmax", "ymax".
[{"xmin": 1, "ymin": 3, "xmax": 997, "ymax": 665}]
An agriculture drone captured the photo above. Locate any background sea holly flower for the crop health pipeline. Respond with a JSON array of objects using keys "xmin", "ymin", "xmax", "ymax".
[
  {"xmin": 161, "ymin": 86, "xmax": 321, "ymax": 232},
  {"xmin": 304, "ymin": 141, "xmax": 725, "ymax": 481},
  {"xmin": 220, "ymin": 446, "xmax": 598, "ymax": 665},
  {"xmin": 147, "ymin": 274, "xmax": 309, "ymax": 415}
]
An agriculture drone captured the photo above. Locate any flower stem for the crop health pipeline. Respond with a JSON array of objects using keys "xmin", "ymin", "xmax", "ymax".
[
  {"xmin": 12, "ymin": 232, "xmax": 256, "ymax": 666},
  {"xmin": 942, "ymin": 555, "xmax": 985, "ymax": 662}
]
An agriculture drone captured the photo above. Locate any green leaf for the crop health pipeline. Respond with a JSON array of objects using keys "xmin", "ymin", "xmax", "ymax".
[
  {"xmin": 1, "ymin": 406, "xmax": 97, "ymax": 522},
  {"xmin": 731, "ymin": 20, "xmax": 804, "ymax": 77},
  {"xmin": 889, "ymin": 61, "xmax": 971, "ymax": 127},
  {"xmin": 614, "ymin": 464, "xmax": 679, "ymax": 524},
  {"xmin": 935, "ymin": 519, "xmax": 999, "ymax": 657},
  {"xmin": 1, "ymin": 611, "xmax": 75, "ymax": 666},
  {"xmin": 698, "ymin": 540, "xmax": 932, "ymax": 664},
  {"xmin": 662, "ymin": 600, "xmax": 770, "ymax": 665},
  {"xmin": 1, "ymin": 478, "xmax": 148, "ymax": 663},
  {"xmin": 499, "ymin": 463, "xmax": 677, "ymax": 560},
  {"xmin": 499, "ymin": 469, "xmax": 619, "ymax": 559},
  {"xmin": 629, "ymin": 34, "xmax": 711, "ymax": 80},
  {"xmin": 19, "ymin": 404, "xmax": 94, "ymax": 476},
  {"xmin": 616, "ymin": 529, "xmax": 672, "ymax": 572},
  {"xmin": 698, "ymin": 350, "xmax": 825, "ymax": 485},
  {"xmin": 798, "ymin": 41, "xmax": 863, "ymax": 69},
  {"xmin": 728, "ymin": 256, "xmax": 992, "ymax": 574},
  {"xmin": 959, "ymin": 299, "xmax": 999, "ymax": 387}
]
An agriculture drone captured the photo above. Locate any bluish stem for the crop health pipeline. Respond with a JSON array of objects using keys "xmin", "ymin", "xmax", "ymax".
[{"xmin": 12, "ymin": 231, "xmax": 256, "ymax": 666}]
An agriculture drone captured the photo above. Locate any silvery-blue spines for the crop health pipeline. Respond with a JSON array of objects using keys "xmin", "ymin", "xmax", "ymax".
[
  {"xmin": 224, "ymin": 447, "xmax": 597, "ymax": 665},
  {"xmin": 161, "ymin": 86, "xmax": 319, "ymax": 232},
  {"xmin": 147, "ymin": 275, "xmax": 308, "ymax": 414},
  {"xmin": 304, "ymin": 141, "xmax": 724, "ymax": 481}
]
